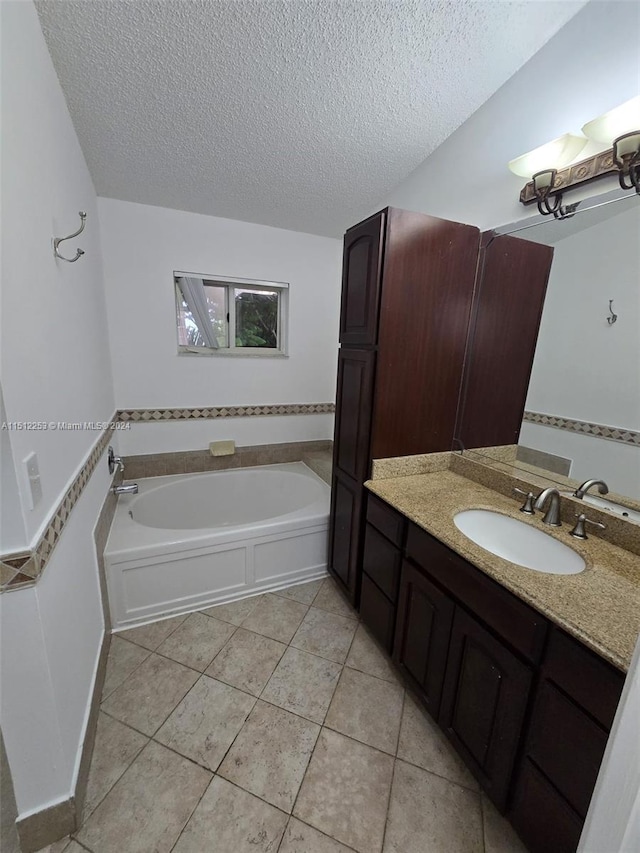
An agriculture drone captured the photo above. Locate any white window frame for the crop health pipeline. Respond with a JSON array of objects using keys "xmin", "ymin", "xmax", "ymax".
[{"xmin": 175, "ymin": 271, "xmax": 289, "ymax": 357}]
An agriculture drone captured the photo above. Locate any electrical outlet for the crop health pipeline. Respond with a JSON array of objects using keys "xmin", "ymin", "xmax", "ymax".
[{"xmin": 23, "ymin": 452, "xmax": 42, "ymax": 510}]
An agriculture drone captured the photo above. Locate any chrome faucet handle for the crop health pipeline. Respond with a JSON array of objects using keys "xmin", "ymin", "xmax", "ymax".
[
  {"xmin": 107, "ymin": 445, "xmax": 125, "ymax": 475},
  {"xmin": 570, "ymin": 513, "xmax": 606, "ymax": 540},
  {"xmin": 513, "ymin": 488, "xmax": 535, "ymax": 515}
]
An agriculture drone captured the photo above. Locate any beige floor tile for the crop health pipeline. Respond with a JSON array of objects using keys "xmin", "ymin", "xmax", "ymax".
[
  {"xmin": 294, "ymin": 729, "xmax": 394, "ymax": 853},
  {"xmin": 291, "ymin": 607, "xmax": 357, "ymax": 664},
  {"xmin": 482, "ymin": 793, "xmax": 529, "ymax": 853},
  {"xmin": 118, "ymin": 614, "xmax": 187, "ymax": 651},
  {"xmin": 261, "ymin": 647, "xmax": 341, "ymax": 723},
  {"xmin": 34, "ymin": 838, "xmax": 72, "ymax": 853},
  {"xmin": 397, "ymin": 693, "xmax": 478, "ymax": 790},
  {"xmin": 101, "ymin": 635, "xmax": 150, "ymax": 700},
  {"xmin": 155, "ymin": 675, "xmax": 256, "ymax": 771},
  {"xmin": 383, "ymin": 759, "xmax": 483, "ymax": 853},
  {"xmin": 201, "ymin": 595, "xmax": 263, "ymax": 626},
  {"xmin": 101, "ymin": 653, "xmax": 199, "ymax": 735},
  {"xmin": 345, "ymin": 624, "xmax": 399, "ymax": 683},
  {"xmin": 280, "ymin": 817, "xmax": 355, "ymax": 852},
  {"xmin": 206, "ymin": 627, "xmax": 286, "ymax": 696},
  {"xmin": 172, "ymin": 776, "xmax": 288, "ymax": 853},
  {"xmin": 218, "ymin": 700, "xmax": 319, "ymax": 813},
  {"xmin": 325, "ymin": 667, "xmax": 404, "ymax": 754},
  {"xmin": 82, "ymin": 712, "xmax": 148, "ymax": 819},
  {"xmin": 156, "ymin": 612, "xmax": 236, "ymax": 671},
  {"xmin": 313, "ymin": 578, "xmax": 358, "ymax": 619},
  {"xmin": 241, "ymin": 593, "xmax": 308, "ymax": 644},
  {"xmin": 274, "ymin": 578, "xmax": 325, "ymax": 605},
  {"xmin": 77, "ymin": 741, "xmax": 211, "ymax": 853}
]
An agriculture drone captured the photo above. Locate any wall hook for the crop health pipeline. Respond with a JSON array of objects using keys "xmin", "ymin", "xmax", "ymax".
[
  {"xmin": 53, "ymin": 211, "xmax": 87, "ymax": 262},
  {"xmin": 607, "ymin": 299, "xmax": 618, "ymax": 325}
]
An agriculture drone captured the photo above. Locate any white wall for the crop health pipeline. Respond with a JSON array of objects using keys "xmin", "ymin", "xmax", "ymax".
[
  {"xmin": 98, "ymin": 198, "xmax": 342, "ymax": 455},
  {"xmin": 521, "ymin": 205, "xmax": 640, "ymax": 497},
  {"xmin": 0, "ymin": 0, "xmax": 114, "ymax": 818},
  {"xmin": 377, "ymin": 1, "xmax": 640, "ymax": 231}
]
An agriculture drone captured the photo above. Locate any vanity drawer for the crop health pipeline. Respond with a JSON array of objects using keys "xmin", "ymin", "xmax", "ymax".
[
  {"xmin": 360, "ymin": 573, "xmax": 396, "ymax": 653},
  {"xmin": 406, "ymin": 523, "xmax": 547, "ymax": 663},
  {"xmin": 526, "ymin": 680, "xmax": 608, "ymax": 818},
  {"xmin": 362, "ymin": 523, "xmax": 402, "ymax": 601},
  {"xmin": 366, "ymin": 494, "xmax": 405, "ymax": 547},
  {"xmin": 542, "ymin": 627, "xmax": 624, "ymax": 730}
]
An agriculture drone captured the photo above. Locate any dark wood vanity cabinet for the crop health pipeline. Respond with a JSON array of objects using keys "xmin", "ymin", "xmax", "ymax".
[
  {"xmin": 369, "ymin": 511, "xmax": 625, "ymax": 850},
  {"xmin": 328, "ymin": 208, "xmax": 553, "ymax": 605}
]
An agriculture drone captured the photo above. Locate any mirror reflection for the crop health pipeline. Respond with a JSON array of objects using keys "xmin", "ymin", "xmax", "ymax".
[{"xmin": 465, "ymin": 192, "xmax": 639, "ymax": 506}]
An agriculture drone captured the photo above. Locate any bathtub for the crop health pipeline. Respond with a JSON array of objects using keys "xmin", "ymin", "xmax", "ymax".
[{"xmin": 104, "ymin": 462, "xmax": 330, "ymax": 630}]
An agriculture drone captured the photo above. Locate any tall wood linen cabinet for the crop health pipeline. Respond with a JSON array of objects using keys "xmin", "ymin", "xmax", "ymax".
[{"xmin": 328, "ymin": 207, "xmax": 553, "ymax": 604}]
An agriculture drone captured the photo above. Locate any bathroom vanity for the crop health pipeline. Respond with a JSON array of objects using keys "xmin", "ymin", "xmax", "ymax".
[{"xmin": 358, "ymin": 463, "xmax": 639, "ymax": 853}]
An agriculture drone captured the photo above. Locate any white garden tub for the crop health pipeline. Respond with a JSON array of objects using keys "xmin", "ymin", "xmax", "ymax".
[{"xmin": 104, "ymin": 462, "xmax": 330, "ymax": 630}]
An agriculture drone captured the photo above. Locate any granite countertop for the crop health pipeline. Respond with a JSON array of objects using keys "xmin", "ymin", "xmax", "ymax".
[{"xmin": 365, "ymin": 469, "xmax": 640, "ymax": 672}]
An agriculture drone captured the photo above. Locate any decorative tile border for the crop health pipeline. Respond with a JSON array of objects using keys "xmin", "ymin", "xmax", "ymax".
[
  {"xmin": 1, "ymin": 402, "xmax": 337, "ymax": 592},
  {"xmin": 0, "ymin": 417, "xmax": 117, "ymax": 592},
  {"xmin": 117, "ymin": 403, "xmax": 335, "ymax": 422},
  {"xmin": 523, "ymin": 411, "xmax": 640, "ymax": 447}
]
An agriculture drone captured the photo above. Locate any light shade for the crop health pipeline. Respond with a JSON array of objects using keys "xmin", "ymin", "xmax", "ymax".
[
  {"xmin": 508, "ymin": 133, "xmax": 588, "ymax": 178},
  {"xmin": 582, "ymin": 96, "xmax": 640, "ymax": 144}
]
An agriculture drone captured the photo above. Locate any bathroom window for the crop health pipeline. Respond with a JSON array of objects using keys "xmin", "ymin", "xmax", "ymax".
[{"xmin": 175, "ymin": 272, "xmax": 288, "ymax": 356}]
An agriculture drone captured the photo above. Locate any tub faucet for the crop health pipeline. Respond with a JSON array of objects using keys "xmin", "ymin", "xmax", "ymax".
[
  {"xmin": 573, "ymin": 479, "xmax": 609, "ymax": 500},
  {"xmin": 112, "ymin": 483, "xmax": 138, "ymax": 496},
  {"xmin": 534, "ymin": 487, "xmax": 562, "ymax": 526}
]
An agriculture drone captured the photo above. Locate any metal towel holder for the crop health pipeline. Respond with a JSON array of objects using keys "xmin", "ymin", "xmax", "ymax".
[{"xmin": 53, "ymin": 211, "xmax": 86, "ymax": 262}]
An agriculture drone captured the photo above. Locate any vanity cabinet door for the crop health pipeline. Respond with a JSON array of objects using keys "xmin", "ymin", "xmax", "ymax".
[
  {"xmin": 393, "ymin": 560, "xmax": 455, "ymax": 718},
  {"xmin": 439, "ymin": 607, "xmax": 532, "ymax": 810},
  {"xmin": 333, "ymin": 348, "xmax": 376, "ymax": 482},
  {"xmin": 339, "ymin": 212, "xmax": 385, "ymax": 346},
  {"xmin": 328, "ymin": 469, "xmax": 363, "ymax": 599}
]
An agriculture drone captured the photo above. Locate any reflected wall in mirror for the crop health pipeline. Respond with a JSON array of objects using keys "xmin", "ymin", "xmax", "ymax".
[{"xmin": 463, "ymin": 191, "xmax": 639, "ymax": 504}]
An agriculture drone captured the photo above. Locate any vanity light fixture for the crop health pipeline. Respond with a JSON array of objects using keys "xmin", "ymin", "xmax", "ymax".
[
  {"xmin": 582, "ymin": 96, "xmax": 640, "ymax": 193},
  {"xmin": 508, "ymin": 134, "xmax": 588, "ymax": 219},
  {"xmin": 510, "ymin": 97, "xmax": 640, "ymax": 216}
]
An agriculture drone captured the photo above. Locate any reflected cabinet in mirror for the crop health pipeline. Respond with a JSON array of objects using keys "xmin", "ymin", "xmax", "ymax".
[{"xmin": 456, "ymin": 192, "xmax": 639, "ymax": 508}]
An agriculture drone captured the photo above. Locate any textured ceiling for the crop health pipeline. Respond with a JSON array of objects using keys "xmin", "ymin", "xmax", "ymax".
[{"xmin": 36, "ymin": 0, "xmax": 585, "ymax": 237}]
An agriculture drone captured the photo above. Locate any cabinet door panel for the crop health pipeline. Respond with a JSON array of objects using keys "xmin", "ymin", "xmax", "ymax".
[
  {"xmin": 527, "ymin": 681, "xmax": 608, "ymax": 819},
  {"xmin": 333, "ymin": 348, "xmax": 375, "ymax": 481},
  {"xmin": 360, "ymin": 574, "xmax": 396, "ymax": 653},
  {"xmin": 328, "ymin": 470, "xmax": 362, "ymax": 602},
  {"xmin": 455, "ymin": 232, "xmax": 553, "ymax": 449},
  {"xmin": 510, "ymin": 759, "xmax": 583, "ymax": 853},
  {"xmin": 362, "ymin": 524, "xmax": 402, "ymax": 602},
  {"xmin": 340, "ymin": 213, "xmax": 385, "ymax": 345},
  {"xmin": 393, "ymin": 560, "xmax": 454, "ymax": 717},
  {"xmin": 440, "ymin": 607, "xmax": 532, "ymax": 810},
  {"xmin": 372, "ymin": 208, "xmax": 480, "ymax": 458}
]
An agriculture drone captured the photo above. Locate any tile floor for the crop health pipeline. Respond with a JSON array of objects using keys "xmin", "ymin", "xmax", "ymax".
[{"xmin": 36, "ymin": 577, "xmax": 528, "ymax": 853}]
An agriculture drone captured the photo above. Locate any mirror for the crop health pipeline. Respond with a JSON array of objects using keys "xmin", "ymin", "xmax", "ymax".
[{"xmin": 464, "ymin": 190, "xmax": 640, "ymax": 506}]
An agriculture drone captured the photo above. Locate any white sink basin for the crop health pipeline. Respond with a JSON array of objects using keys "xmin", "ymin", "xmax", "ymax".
[{"xmin": 454, "ymin": 509, "xmax": 585, "ymax": 575}]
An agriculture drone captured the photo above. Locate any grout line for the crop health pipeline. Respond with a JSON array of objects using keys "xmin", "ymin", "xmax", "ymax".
[{"xmin": 380, "ymin": 754, "xmax": 398, "ymax": 853}]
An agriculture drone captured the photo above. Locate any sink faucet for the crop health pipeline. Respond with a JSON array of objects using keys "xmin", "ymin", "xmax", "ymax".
[
  {"xmin": 534, "ymin": 487, "xmax": 562, "ymax": 526},
  {"xmin": 573, "ymin": 479, "xmax": 609, "ymax": 500}
]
